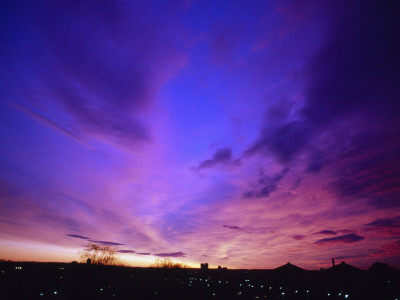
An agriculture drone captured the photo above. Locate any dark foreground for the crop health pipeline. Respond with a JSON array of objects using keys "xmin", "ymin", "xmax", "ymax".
[{"xmin": 0, "ymin": 261, "xmax": 399, "ymax": 300}]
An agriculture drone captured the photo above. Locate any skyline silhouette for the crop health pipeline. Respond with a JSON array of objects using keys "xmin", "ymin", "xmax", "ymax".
[{"xmin": 1, "ymin": 260, "xmax": 399, "ymax": 299}]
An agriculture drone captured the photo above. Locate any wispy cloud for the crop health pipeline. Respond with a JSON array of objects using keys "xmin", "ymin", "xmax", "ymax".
[
  {"xmin": 316, "ymin": 230, "xmax": 337, "ymax": 235},
  {"xmin": 373, "ymin": 241, "xmax": 400, "ymax": 257},
  {"xmin": 328, "ymin": 133, "xmax": 400, "ymax": 208},
  {"xmin": 3, "ymin": 1, "xmax": 186, "ymax": 146},
  {"xmin": 242, "ymin": 167, "xmax": 289, "ymax": 199},
  {"xmin": 195, "ymin": 148, "xmax": 240, "ymax": 170},
  {"xmin": 10, "ymin": 103, "xmax": 91, "ymax": 147},
  {"xmin": 335, "ymin": 254, "xmax": 368, "ymax": 260}
]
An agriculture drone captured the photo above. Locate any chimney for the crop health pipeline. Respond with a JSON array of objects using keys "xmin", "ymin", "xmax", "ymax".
[{"xmin": 332, "ymin": 258, "xmax": 335, "ymax": 267}]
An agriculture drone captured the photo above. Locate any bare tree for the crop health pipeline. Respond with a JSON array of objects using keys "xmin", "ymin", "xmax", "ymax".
[
  {"xmin": 80, "ymin": 242, "xmax": 118, "ymax": 265},
  {"xmin": 152, "ymin": 258, "xmax": 187, "ymax": 268}
]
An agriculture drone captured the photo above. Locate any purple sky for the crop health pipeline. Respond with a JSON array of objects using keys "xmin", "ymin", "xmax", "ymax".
[{"xmin": 1, "ymin": 0, "xmax": 399, "ymax": 269}]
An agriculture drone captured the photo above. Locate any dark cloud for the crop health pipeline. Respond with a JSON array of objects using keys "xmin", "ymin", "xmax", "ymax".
[
  {"xmin": 242, "ymin": 167, "xmax": 289, "ymax": 199},
  {"xmin": 136, "ymin": 252, "xmax": 151, "ymax": 256},
  {"xmin": 316, "ymin": 230, "xmax": 337, "ymax": 235},
  {"xmin": 246, "ymin": 120, "xmax": 312, "ymax": 163},
  {"xmin": 154, "ymin": 252, "xmax": 186, "ymax": 258},
  {"xmin": 244, "ymin": 0, "xmax": 400, "ymax": 210},
  {"xmin": 316, "ymin": 233, "xmax": 364, "ymax": 245},
  {"xmin": 302, "ymin": 1, "xmax": 400, "ymax": 128},
  {"xmin": 223, "ymin": 225, "xmax": 241, "ymax": 230},
  {"xmin": 328, "ymin": 133, "xmax": 400, "ymax": 208},
  {"xmin": 365, "ymin": 216, "xmax": 400, "ymax": 228},
  {"xmin": 117, "ymin": 250, "xmax": 136, "ymax": 254},
  {"xmin": 89, "ymin": 240, "xmax": 124, "ymax": 246},
  {"xmin": 67, "ymin": 234, "xmax": 90, "ymax": 240},
  {"xmin": 290, "ymin": 178, "xmax": 302, "ymax": 190},
  {"xmin": 246, "ymin": 1, "xmax": 400, "ymax": 171},
  {"xmin": 364, "ymin": 216, "xmax": 400, "ymax": 237},
  {"xmin": 195, "ymin": 148, "xmax": 240, "ymax": 170},
  {"xmin": 373, "ymin": 241, "xmax": 400, "ymax": 257},
  {"xmin": 292, "ymin": 235, "xmax": 306, "ymax": 240},
  {"xmin": 306, "ymin": 151, "xmax": 324, "ymax": 173}
]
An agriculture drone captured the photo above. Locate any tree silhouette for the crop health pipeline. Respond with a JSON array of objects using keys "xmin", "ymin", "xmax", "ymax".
[
  {"xmin": 80, "ymin": 242, "xmax": 117, "ymax": 265},
  {"xmin": 152, "ymin": 258, "xmax": 187, "ymax": 268}
]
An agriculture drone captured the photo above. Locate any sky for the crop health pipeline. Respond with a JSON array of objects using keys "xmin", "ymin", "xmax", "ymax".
[{"xmin": 0, "ymin": 0, "xmax": 399, "ymax": 270}]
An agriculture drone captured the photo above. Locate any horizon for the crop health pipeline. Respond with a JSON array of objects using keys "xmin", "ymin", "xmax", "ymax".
[
  {"xmin": 1, "ymin": 1, "xmax": 399, "ymax": 270},
  {"xmin": 1, "ymin": 258, "xmax": 395, "ymax": 272}
]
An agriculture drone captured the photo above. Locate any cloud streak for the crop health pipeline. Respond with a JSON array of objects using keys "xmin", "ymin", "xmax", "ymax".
[
  {"xmin": 89, "ymin": 240, "xmax": 124, "ymax": 246},
  {"xmin": 316, "ymin": 234, "xmax": 365, "ymax": 245},
  {"xmin": 117, "ymin": 250, "xmax": 136, "ymax": 254},
  {"xmin": 66, "ymin": 234, "xmax": 90, "ymax": 240},
  {"xmin": 223, "ymin": 225, "xmax": 241, "ymax": 230},
  {"xmin": 154, "ymin": 252, "xmax": 186, "ymax": 258},
  {"xmin": 11, "ymin": 103, "xmax": 91, "ymax": 147}
]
